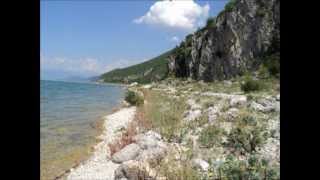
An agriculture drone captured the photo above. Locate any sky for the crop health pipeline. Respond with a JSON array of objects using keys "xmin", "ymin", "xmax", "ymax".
[{"xmin": 41, "ymin": 0, "xmax": 229, "ymax": 80}]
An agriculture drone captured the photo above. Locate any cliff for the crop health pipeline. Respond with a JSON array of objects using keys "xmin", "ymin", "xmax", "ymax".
[{"xmin": 169, "ymin": 0, "xmax": 280, "ymax": 81}]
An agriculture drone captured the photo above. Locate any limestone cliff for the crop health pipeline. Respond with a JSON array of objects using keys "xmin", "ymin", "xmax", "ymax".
[{"xmin": 169, "ymin": 0, "xmax": 280, "ymax": 81}]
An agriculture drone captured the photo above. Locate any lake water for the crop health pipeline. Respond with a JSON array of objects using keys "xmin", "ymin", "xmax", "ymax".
[{"xmin": 40, "ymin": 80, "xmax": 125, "ymax": 180}]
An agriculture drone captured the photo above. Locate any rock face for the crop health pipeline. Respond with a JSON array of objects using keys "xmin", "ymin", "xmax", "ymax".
[{"xmin": 168, "ymin": 0, "xmax": 280, "ymax": 81}]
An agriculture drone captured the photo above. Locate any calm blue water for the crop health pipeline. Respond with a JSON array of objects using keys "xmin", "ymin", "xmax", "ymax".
[{"xmin": 40, "ymin": 80, "xmax": 125, "ymax": 177}]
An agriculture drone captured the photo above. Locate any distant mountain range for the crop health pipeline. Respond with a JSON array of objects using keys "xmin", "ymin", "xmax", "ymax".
[{"xmin": 57, "ymin": 76, "xmax": 92, "ymax": 83}]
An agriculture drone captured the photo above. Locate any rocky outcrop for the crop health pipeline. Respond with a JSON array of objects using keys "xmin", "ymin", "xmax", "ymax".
[
  {"xmin": 168, "ymin": 0, "xmax": 280, "ymax": 82},
  {"xmin": 113, "ymin": 131, "xmax": 168, "ymax": 180}
]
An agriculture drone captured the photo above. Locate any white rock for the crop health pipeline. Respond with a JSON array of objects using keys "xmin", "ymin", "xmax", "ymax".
[
  {"xmin": 275, "ymin": 102, "xmax": 280, "ymax": 112},
  {"xmin": 276, "ymin": 94, "xmax": 280, "ymax": 101},
  {"xmin": 112, "ymin": 143, "xmax": 141, "ymax": 163},
  {"xmin": 142, "ymin": 84, "xmax": 152, "ymax": 89},
  {"xmin": 184, "ymin": 109, "xmax": 202, "ymax": 121},
  {"xmin": 250, "ymin": 101, "xmax": 266, "ymax": 112},
  {"xmin": 133, "ymin": 131, "xmax": 163, "ymax": 150},
  {"xmin": 129, "ymin": 82, "xmax": 138, "ymax": 87},
  {"xmin": 225, "ymin": 108, "xmax": 239, "ymax": 121},
  {"xmin": 114, "ymin": 160, "xmax": 154, "ymax": 180},
  {"xmin": 207, "ymin": 106, "xmax": 220, "ymax": 123},
  {"xmin": 230, "ymin": 96, "xmax": 247, "ymax": 107},
  {"xmin": 192, "ymin": 159, "xmax": 209, "ymax": 171},
  {"xmin": 67, "ymin": 107, "xmax": 137, "ymax": 180},
  {"xmin": 224, "ymin": 80, "xmax": 232, "ymax": 86}
]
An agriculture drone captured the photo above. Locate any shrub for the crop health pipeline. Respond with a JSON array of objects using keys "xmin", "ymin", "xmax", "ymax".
[
  {"xmin": 218, "ymin": 155, "xmax": 280, "ymax": 180},
  {"xmin": 257, "ymin": 64, "xmax": 270, "ymax": 79},
  {"xmin": 125, "ymin": 90, "xmax": 144, "ymax": 106},
  {"xmin": 264, "ymin": 54, "xmax": 280, "ymax": 78},
  {"xmin": 206, "ymin": 17, "xmax": 216, "ymax": 28},
  {"xmin": 108, "ymin": 121, "xmax": 137, "ymax": 156},
  {"xmin": 226, "ymin": 116, "xmax": 267, "ymax": 154},
  {"xmin": 225, "ymin": 0, "xmax": 237, "ymax": 12},
  {"xmin": 241, "ymin": 77, "xmax": 264, "ymax": 93}
]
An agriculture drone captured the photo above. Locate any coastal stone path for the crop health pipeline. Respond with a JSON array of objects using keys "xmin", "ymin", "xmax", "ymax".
[{"xmin": 66, "ymin": 107, "xmax": 136, "ymax": 180}]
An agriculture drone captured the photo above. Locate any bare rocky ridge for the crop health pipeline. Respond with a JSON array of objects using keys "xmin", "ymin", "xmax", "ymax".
[{"xmin": 168, "ymin": 0, "xmax": 280, "ymax": 81}]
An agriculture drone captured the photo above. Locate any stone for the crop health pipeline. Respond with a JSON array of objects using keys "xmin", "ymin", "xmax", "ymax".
[
  {"xmin": 184, "ymin": 109, "xmax": 202, "ymax": 121},
  {"xmin": 275, "ymin": 102, "xmax": 280, "ymax": 112},
  {"xmin": 230, "ymin": 96, "xmax": 247, "ymax": 107},
  {"xmin": 250, "ymin": 101, "xmax": 266, "ymax": 112},
  {"xmin": 223, "ymin": 80, "xmax": 232, "ymax": 86},
  {"xmin": 207, "ymin": 106, "xmax": 220, "ymax": 123},
  {"xmin": 250, "ymin": 101, "xmax": 275, "ymax": 113},
  {"xmin": 192, "ymin": 158, "xmax": 209, "ymax": 171},
  {"xmin": 276, "ymin": 94, "xmax": 280, "ymax": 101},
  {"xmin": 133, "ymin": 131, "xmax": 162, "ymax": 150},
  {"xmin": 122, "ymin": 100, "xmax": 130, "ymax": 107},
  {"xmin": 225, "ymin": 108, "xmax": 239, "ymax": 121},
  {"xmin": 112, "ymin": 143, "xmax": 141, "ymax": 163},
  {"xmin": 129, "ymin": 82, "xmax": 138, "ymax": 87},
  {"xmin": 142, "ymin": 84, "xmax": 152, "ymax": 89},
  {"xmin": 114, "ymin": 160, "xmax": 154, "ymax": 180},
  {"xmin": 135, "ymin": 147, "xmax": 167, "ymax": 164}
]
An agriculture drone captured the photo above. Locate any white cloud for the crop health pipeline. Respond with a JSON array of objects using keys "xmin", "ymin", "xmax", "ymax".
[
  {"xmin": 133, "ymin": 0, "xmax": 209, "ymax": 32},
  {"xmin": 170, "ymin": 36, "xmax": 180, "ymax": 43}
]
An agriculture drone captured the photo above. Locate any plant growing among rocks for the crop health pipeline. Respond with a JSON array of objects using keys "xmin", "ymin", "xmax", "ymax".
[
  {"xmin": 241, "ymin": 76, "xmax": 264, "ymax": 93},
  {"xmin": 226, "ymin": 116, "xmax": 268, "ymax": 154},
  {"xmin": 199, "ymin": 125, "xmax": 225, "ymax": 148},
  {"xmin": 125, "ymin": 90, "xmax": 144, "ymax": 106},
  {"xmin": 217, "ymin": 154, "xmax": 280, "ymax": 180}
]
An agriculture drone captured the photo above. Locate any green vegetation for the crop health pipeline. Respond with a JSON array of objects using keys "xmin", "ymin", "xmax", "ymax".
[
  {"xmin": 199, "ymin": 125, "xmax": 225, "ymax": 148},
  {"xmin": 224, "ymin": 0, "xmax": 237, "ymax": 12},
  {"xmin": 100, "ymin": 50, "xmax": 173, "ymax": 84},
  {"xmin": 226, "ymin": 116, "xmax": 268, "ymax": 154},
  {"xmin": 206, "ymin": 17, "xmax": 216, "ymax": 28},
  {"xmin": 142, "ymin": 90, "xmax": 187, "ymax": 142},
  {"xmin": 158, "ymin": 155, "xmax": 200, "ymax": 180},
  {"xmin": 263, "ymin": 54, "xmax": 280, "ymax": 78},
  {"xmin": 125, "ymin": 90, "xmax": 144, "ymax": 106},
  {"xmin": 218, "ymin": 154, "xmax": 280, "ymax": 180},
  {"xmin": 241, "ymin": 76, "xmax": 264, "ymax": 93}
]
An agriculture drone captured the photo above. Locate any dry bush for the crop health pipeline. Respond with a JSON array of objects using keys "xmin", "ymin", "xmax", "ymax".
[
  {"xmin": 135, "ymin": 106, "xmax": 152, "ymax": 131},
  {"xmin": 108, "ymin": 121, "xmax": 138, "ymax": 156}
]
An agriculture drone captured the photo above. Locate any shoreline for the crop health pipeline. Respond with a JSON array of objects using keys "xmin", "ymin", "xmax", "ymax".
[
  {"xmin": 53, "ymin": 99, "xmax": 130, "ymax": 180},
  {"xmin": 62, "ymin": 104, "xmax": 136, "ymax": 180}
]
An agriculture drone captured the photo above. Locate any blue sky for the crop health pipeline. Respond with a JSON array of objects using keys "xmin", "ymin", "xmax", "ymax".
[{"xmin": 41, "ymin": 0, "xmax": 228, "ymax": 80}]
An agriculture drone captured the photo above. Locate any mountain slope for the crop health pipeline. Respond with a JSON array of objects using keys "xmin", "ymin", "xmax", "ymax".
[
  {"xmin": 99, "ymin": 50, "xmax": 173, "ymax": 84},
  {"xmin": 168, "ymin": 0, "xmax": 280, "ymax": 81},
  {"xmin": 100, "ymin": 0, "xmax": 279, "ymax": 84}
]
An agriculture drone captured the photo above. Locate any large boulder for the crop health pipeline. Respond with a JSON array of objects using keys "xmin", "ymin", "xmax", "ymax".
[
  {"xmin": 112, "ymin": 143, "xmax": 141, "ymax": 163},
  {"xmin": 114, "ymin": 160, "xmax": 155, "ymax": 180},
  {"xmin": 133, "ymin": 131, "xmax": 163, "ymax": 150},
  {"xmin": 133, "ymin": 131, "xmax": 167, "ymax": 164}
]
